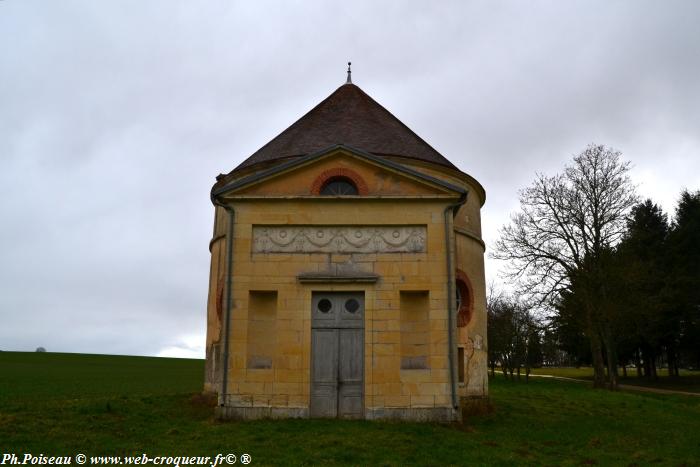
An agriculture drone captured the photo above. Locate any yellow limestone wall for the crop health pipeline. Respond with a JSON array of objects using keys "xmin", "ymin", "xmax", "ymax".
[
  {"xmin": 205, "ymin": 152, "xmax": 488, "ymax": 419},
  {"xmin": 220, "ymin": 200, "xmax": 451, "ymax": 412},
  {"xmin": 456, "ymin": 231, "xmax": 489, "ymax": 399},
  {"xmin": 392, "ymin": 158, "xmax": 489, "ymax": 402}
]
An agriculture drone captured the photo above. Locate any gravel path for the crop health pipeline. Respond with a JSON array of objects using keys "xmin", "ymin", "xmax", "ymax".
[{"xmin": 529, "ymin": 373, "xmax": 700, "ymax": 397}]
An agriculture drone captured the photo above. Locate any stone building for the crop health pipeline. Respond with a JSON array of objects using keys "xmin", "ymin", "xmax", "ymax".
[{"xmin": 205, "ymin": 70, "xmax": 488, "ymax": 421}]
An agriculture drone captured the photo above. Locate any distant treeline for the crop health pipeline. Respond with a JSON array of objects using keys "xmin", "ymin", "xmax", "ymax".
[{"xmin": 490, "ymin": 144, "xmax": 699, "ymax": 388}]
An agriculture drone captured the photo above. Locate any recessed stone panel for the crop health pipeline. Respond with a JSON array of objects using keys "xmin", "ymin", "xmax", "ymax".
[{"xmin": 252, "ymin": 225, "xmax": 426, "ymax": 254}]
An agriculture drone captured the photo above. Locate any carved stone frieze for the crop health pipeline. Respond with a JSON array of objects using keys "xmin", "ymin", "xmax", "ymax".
[{"xmin": 252, "ymin": 225, "xmax": 426, "ymax": 254}]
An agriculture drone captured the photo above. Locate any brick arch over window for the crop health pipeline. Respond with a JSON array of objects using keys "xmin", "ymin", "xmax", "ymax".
[
  {"xmin": 456, "ymin": 269, "xmax": 474, "ymax": 327},
  {"xmin": 310, "ymin": 168, "xmax": 369, "ymax": 195}
]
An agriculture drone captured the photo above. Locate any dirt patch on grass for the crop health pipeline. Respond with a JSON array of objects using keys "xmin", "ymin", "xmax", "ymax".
[
  {"xmin": 461, "ymin": 398, "xmax": 495, "ymax": 418},
  {"xmin": 189, "ymin": 392, "xmax": 217, "ymax": 407},
  {"xmin": 0, "ymin": 413, "xmax": 17, "ymax": 426}
]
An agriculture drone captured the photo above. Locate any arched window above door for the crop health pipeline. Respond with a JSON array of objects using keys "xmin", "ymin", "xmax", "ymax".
[
  {"xmin": 320, "ymin": 177, "xmax": 358, "ymax": 195},
  {"xmin": 311, "ymin": 168, "xmax": 369, "ymax": 195}
]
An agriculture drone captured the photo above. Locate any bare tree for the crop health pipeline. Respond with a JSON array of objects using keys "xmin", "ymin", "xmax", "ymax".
[
  {"xmin": 487, "ymin": 290, "xmax": 542, "ymax": 382},
  {"xmin": 493, "ymin": 144, "xmax": 638, "ymax": 389}
]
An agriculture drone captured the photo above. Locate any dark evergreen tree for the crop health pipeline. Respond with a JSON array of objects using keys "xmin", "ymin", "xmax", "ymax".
[
  {"xmin": 667, "ymin": 190, "xmax": 700, "ymax": 369},
  {"xmin": 614, "ymin": 199, "xmax": 670, "ymax": 379}
]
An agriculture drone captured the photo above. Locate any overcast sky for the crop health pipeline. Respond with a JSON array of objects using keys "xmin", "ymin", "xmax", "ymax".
[{"xmin": 1, "ymin": 1, "xmax": 698, "ymax": 358}]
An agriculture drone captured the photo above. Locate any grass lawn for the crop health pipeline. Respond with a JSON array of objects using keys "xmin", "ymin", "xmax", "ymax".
[
  {"xmin": 528, "ymin": 367, "xmax": 700, "ymax": 393},
  {"xmin": 1, "ymin": 352, "xmax": 699, "ymax": 466}
]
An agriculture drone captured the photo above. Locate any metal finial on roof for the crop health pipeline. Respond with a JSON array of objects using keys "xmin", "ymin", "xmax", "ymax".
[{"xmin": 346, "ymin": 61, "xmax": 352, "ymax": 84}]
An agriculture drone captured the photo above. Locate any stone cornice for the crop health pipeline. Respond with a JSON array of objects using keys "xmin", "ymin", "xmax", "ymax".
[{"xmin": 454, "ymin": 226, "xmax": 486, "ymax": 251}]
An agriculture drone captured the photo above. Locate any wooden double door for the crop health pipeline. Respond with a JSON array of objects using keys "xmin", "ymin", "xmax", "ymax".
[{"xmin": 310, "ymin": 292, "xmax": 364, "ymax": 419}]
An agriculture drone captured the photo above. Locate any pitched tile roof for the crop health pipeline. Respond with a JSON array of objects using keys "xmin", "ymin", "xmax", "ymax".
[{"xmin": 232, "ymin": 83, "xmax": 458, "ymax": 172}]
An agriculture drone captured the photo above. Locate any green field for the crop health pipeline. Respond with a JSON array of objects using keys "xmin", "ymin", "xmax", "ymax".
[{"xmin": 1, "ymin": 352, "xmax": 699, "ymax": 466}]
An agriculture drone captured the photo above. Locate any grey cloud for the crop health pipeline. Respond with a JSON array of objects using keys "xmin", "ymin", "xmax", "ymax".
[{"xmin": 1, "ymin": 0, "xmax": 698, "ymax": 357}]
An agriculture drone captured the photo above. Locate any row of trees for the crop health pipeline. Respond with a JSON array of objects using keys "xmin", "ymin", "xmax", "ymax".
[
  {"xmin": 486, "ymin": 292, "xmax": 540, "ymax": 381},
  {"xmin": 491, "ymin": 144, "xmax": 699, "ymax": 389}
]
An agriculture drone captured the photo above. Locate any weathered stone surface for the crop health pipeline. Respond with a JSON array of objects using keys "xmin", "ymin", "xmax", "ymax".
[
  {"xmin": 215, "ymin": 405, "xmax": 460, "ymax": 422},
  {"xmin": 365, "ymin": 407, "xmax": 460, "ymax": 423},
  {"xmin": 253, "ymin": 225, "xmax": 426, "ymax": 254},
  {"xmin": 216, "ymin": 406, "xmax": 309, "ymax": 420}
]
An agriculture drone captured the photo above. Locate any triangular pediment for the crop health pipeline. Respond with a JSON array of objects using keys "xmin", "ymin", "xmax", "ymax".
[{"xmin": 214, "ymin": 145, "xmax": 465, "ymax": 199}]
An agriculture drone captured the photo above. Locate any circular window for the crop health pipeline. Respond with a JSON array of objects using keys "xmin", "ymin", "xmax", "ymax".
[
  {"xmin": 317, "ymin": 299, "xmax": 332, "ymax": 313},
  {"xmin": 320, "ymin": 177, "xmax": 358, "ymax": 195},
  {"xmin": 344, "ymin": 298, "xmax": 360, "ymax": 314}
]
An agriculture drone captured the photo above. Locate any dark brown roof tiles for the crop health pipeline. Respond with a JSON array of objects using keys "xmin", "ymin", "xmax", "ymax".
[{"xmin": 232, "ymin": 83, "xmax": 458, "ymax": 172}]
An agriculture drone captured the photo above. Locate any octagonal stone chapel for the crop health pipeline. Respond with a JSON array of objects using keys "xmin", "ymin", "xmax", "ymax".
[{"xmin": 205, "ymin": 68, "xmax": 488, "ymax": 422}]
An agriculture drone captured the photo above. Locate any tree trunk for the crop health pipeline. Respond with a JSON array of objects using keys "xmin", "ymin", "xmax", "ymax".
[
  {"xmin": 582, "ymin": 296, "xmax": 607, "ymax": 389},
  {"xmin": 589, "ymin": 333, "xmax": 607, "ymax": 388},
  {"xmin": 667, "ymin": 346, "xmax": 678, "ymax": 378},
  {"xmin": 643, "ymin": 347, "xmax": 652, "ymax": 381},
  {"xmin": 602, "ymin": 327, "xmax": 619, "ymax": 390},
  {"xmin": 635, "ymin": 350, "xmax": 643, "ymax": 378},
  {"xmin": 622, "ymin": 364, "xmax": 627, "ymax": 378},
  {"xmin": 667, "ymin": 353, "xmax": 674, "ymax": 378}
]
